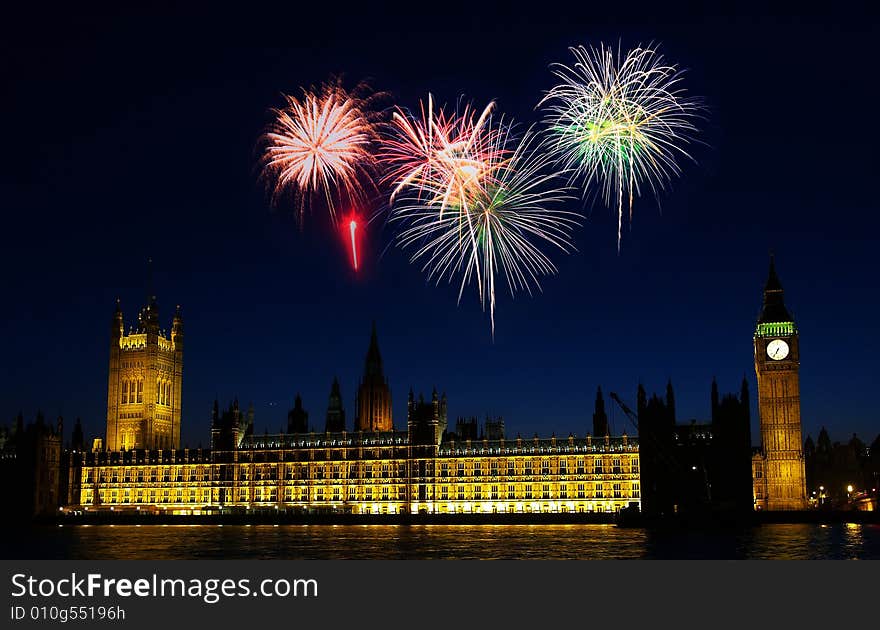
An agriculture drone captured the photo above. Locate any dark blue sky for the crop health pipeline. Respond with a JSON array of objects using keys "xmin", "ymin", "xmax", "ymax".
[{"xmin": 2, "ymin": 4, "xmax": 878, "ymax": 448}]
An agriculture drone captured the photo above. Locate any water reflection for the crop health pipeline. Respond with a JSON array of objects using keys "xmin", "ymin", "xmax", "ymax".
[{"xmin": 4, "ymin": 523, "xmax": 880, "ymax": 560}]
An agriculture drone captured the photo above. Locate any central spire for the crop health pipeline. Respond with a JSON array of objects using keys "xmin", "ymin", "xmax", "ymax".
[
  {"xmin": 355, "ymin": 322, "xmax": 393, "ymax": 432},
  {"xmin": 363, "ymin": 320, "xmax": 384, "ymax": 382}
]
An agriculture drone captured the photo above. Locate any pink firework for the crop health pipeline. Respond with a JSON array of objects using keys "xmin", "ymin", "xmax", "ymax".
[
  {"xmin": 259, "ymin": 80, "xmax": 381, "ymax": 225},
  {"xmin": 378, "ymin": 94, "xmax": 508, "ymax": 219}
]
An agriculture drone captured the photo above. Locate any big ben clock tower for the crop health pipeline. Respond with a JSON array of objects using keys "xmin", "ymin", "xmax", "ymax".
[{"xmin": 753, "ymin": 255, "xmax": 807, "ymax": 510}]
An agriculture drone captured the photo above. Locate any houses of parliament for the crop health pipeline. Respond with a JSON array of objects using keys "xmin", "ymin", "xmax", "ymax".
[{"xmin": 6, "ymin": 257, "xmax": 812, "ymax": 519}]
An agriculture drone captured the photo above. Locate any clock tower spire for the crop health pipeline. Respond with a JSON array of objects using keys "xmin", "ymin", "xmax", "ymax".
[{"xmin": 753, "ymin": 254, "xmax": 807, "ymax": 510}]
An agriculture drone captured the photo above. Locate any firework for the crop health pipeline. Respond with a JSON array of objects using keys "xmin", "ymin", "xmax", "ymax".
[
  {"xmin": 539, "ymin": 43, "xmax": 703, "ymax": 250},
  {"xmin": 379, "ymin": 94, "xmax": 503, "ymax": 218},
  {"xmin": 258, "ymin": 80, "xmax": 381, "ymax": 225},
  {"xmin": 383, "ymin": 96, "xmax": 580, "ymax": 336},
  {"xmin": 349, "ymin": 218, "xmax": 359, "ymax": 271}
]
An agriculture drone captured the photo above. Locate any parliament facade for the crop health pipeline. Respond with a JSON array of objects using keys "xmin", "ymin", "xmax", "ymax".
[{"xmin": 70, "ymin": 309, "xmax": 641, "ymax": 516}]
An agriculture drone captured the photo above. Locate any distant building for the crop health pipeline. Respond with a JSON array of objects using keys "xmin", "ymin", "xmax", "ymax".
[
  {"xmin": 804, "ymin": 429, "xmax": 879, "ymax": 510},
  {"xmin": 1, "ymin": 413, "xmax": 63, "ymax": 519},
  {"xmin": 633, "ymin": 378, "xmax": 752, "ymax": 518}
]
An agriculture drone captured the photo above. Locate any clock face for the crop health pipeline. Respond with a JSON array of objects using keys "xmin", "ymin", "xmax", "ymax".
[{"xmin": 766, "ymin": 338, "xmax": 790, "ymax": 361}]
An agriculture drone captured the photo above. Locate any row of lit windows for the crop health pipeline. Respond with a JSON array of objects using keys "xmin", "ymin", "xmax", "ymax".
[
  {"xmin": 435, "ymin": 483, "xmax": 639, "ymax": 500},
  {"xmin": 82, "ymin": 466, "xmax": 638, "ymax": 484},
  {"xmin": 81, "ymin": 485, "xmax": 639, "ymax": 506},
  {"xmin": 121, "ymin": 380, "xmax": 143, "ymax": 404},
  {"xmin": 82, "ymin": 481, "xmax": 638, "ymax": 500},
  {"xmin": 119, "ymin": 379, "xmax": 173, "ymax": 406},
  {"xmin": 84, "ymin": 455, "xmax": 640, "ymax": 477},
  {"xmin": 440, "ymin": 457, "xmax": 638, "ymax": 476}
]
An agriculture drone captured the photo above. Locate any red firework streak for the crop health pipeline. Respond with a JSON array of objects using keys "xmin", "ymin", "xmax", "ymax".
[{"xmin": 342, "ymin": 213, "xmax": 361, "ymax": 271}]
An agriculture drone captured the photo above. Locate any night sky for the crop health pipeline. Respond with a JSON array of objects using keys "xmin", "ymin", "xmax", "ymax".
[{"xmin": 3, "ymin": 4, "xmax": 878, "ymax": 449}]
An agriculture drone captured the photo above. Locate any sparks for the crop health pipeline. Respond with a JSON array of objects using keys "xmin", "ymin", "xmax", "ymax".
[
  {"xmin": 381, "ymin": 96, "xmax": 580, "ymax": 336},
  {"xmin": 258, "ymin": 79, "xmax": 382, "ymax": 226},
  {"xmin": 539, "ymin": 43, "xmax": 704, "ymax": 251}
]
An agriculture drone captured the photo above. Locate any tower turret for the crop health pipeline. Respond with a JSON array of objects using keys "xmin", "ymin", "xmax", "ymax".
[
  {"xmin": 105, "ymin": 290, "xmax": 183, "ymax": 451},
  {"xmin": 288, "ymin": 394, "xmax": 309, "ymax": 433},
  {"xmin": 592, "ymin": 387, "xmax": 608, "ymax": 437},
  {"xmin": 324, "ymin": 378, "xmax": 346, "ymax": 432}
]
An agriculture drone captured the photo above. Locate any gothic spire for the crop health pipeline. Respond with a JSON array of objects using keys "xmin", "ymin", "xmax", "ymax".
[
  {"xmin": 362, "ymin": 321, "xmax": 384, "ymax": 383},
  {"xmin": 758, "ymin": 253, "xmax": 793, "ymax": 323}
]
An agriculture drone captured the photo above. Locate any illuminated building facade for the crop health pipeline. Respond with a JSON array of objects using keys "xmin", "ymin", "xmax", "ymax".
[
  {"xmin": 105, "ymin": 297, "xmax": 183, "ymax": 451},
  {"xmin": 752, "ymin": 255, "xmax": 807, "ymax": 510},
  {"xmin": 71, "ymin": 430, "xmax": 640, "ymax": 516},
  {"xmin": 69, "ymin": 321, "xmax": 640, "ymax": 516}
]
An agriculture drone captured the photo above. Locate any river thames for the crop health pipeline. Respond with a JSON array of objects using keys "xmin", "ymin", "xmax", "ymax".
[{"xmin": 3, "ymin": 523, "xmax": 880, "ymax": 559}]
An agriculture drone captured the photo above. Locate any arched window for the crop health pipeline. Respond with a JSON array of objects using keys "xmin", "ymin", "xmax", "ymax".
[
  {"xmin": 122, "ymin": 381, "xmax": 128, "ymax": 405},
  {"xmin": 137, "ymin": 379, "xmax": 143, "ymax": 403}
]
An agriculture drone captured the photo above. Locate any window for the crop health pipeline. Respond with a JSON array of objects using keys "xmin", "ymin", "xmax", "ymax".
[
  {"xmin": 122, "ymin": 381, "xmax": 128, "ymax": 405},
  {"xmin": 560, "ymin": 484, "xmax": 568, "ymax": 499},
  {"xmin": 507, "ymin": 461, "xmax": 515, "ymax": 476},
  {"xmin": 491, "ymin": 485, "xmax": 499, "ymax": 499},
  {"xmin": 614, "ymin": 483, "xmax": 622, "ymax": 498},
  {"xmin": 594, "ymin": 459, "xmax": 604, "ymax": 474},
  {"xmin": 632, "ymin": 459, "xmax": 639, "ymax": 474},
  {"xmin": 542, "ymin": 484, "xmax": 550, "ymax": 499},
  {"xmin": 576, "ymin": 459, "xmax": 585, "ymax": 474},
  {"xmin": 137, "ymin": 380, "xmax": 143, "ymax": 403},
  {"xmin": 613, "ymin": 459, "xmax": 622, "ymax": 474}
]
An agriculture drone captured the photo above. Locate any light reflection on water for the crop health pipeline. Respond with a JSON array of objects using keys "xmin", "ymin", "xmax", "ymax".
[{"xmin": 5, "ymin": 523, "xmax": 880, "ymax": 560}]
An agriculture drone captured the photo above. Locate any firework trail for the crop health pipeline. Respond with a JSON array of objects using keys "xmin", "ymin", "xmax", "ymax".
[
  {"xmin": 382, "ymin": 96, "xmax": 580, "ymax": 336},
  {"xmin": 258, "ymin": 80, "xmax": 381, "ymax": 226},
  {"xmin": 349, "ymin": 219, "xmax": 359, "ymax": 271},
  {"xmin": 539, "ymin": 43, "xmax": 703, "ymax": 251}
]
